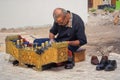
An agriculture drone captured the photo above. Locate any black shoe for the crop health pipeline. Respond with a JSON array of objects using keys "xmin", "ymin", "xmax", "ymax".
[
  {"xmin": 96, "ymin": 56, "xmax": 109, "ymax": 71},
  {"xmin": 68, "ymin": 56, "xmax": 75, "ymax": 66},
  {"xmin": 96, "ymin": 60, "xmax": 109, "ymax": 70},
  {"xmin": 64, "ymin": 57, "xmax": 74, "ymax": 69},
  {"xmin": 64, "ymin": 63, "xmax": 74, "ymax": 69},
  {"xmin": 12, "ymin": 60, "xmax": 19, "ymax": 66},
  {"xmin": 105, "ymin": 60, "xmax": 117, "ymax": 71}
]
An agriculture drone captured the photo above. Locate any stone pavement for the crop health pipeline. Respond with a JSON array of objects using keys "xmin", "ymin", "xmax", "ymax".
[{"xmin": 0, "ymin": 52, "xmax": 120, "ymax": 80}]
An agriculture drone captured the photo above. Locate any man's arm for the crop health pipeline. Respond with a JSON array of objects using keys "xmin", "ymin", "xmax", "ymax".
[
  {"xmin": 49, "ymin": 32, "xmax": 55, "ymax": 40},
  {"xmin": 49, "ymin": 33, "xmax": 80, "ymax": 46},
  {"xmin": 49, "ymin": 22, "xmax": 58, "ymax": 39},
  {"xmin": 49, "ymin": 32, "xmax": 56, "ymax": 43},
  {"xmin": 75, "ymin": 17, "xmax": 87, "ymax": 46},
  {"xmin": 49, "ymin": 22, "xmax": 58, "ymax": 43},
  {"xmin": 68, "ymin": 40, "xmax": 80, "ymax": 46},
  {"xmin": 70, "ymin": 14, "xmax": 87, "ymax": 46}
]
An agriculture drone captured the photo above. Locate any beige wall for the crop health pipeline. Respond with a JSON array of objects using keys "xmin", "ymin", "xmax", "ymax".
[{"xmin": 0, "ymin": 0, "xmax": 88, "ymax": 28}]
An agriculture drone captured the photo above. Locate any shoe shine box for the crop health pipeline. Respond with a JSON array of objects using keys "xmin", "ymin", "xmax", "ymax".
[{"xmin": 6, "ymin": 35, "xmax": 68, "ymax": 71}]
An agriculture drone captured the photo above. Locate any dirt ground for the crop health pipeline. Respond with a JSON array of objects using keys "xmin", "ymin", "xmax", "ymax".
[
  {"xmin": 86, "ymin": 10, "xmax": 120, "ymax": 55},
  {"xmin": 0, "ymin": 10, "xmax": 120, "ymax": 80}
]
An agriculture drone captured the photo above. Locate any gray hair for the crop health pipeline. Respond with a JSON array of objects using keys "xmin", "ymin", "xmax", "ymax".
[{"xmin": 53, "ymin": 8, "xmax": 67, "ymax": 20}]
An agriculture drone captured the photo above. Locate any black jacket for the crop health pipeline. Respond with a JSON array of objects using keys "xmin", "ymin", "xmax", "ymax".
[{"xmin": 50, "ymin": 13, "xmax": 87, "ymax": 46}]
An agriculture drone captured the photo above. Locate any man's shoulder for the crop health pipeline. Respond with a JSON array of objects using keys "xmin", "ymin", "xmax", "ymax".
[
  {"xmin": 72, "ymin": 13, "xmax": 82, "ymax": 21},
  {"xmin": 72, "ymin": 13, "xmax": 80, "ymax": 18},
  {"xmin": 72, "ymin": 13, "xmax": 83, "ymax": 24}
]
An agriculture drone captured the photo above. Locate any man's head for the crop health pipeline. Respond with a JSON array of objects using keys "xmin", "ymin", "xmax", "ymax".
[{"xmin": 53, "ymin": 8, "xmax": 70, "ymax": 26}]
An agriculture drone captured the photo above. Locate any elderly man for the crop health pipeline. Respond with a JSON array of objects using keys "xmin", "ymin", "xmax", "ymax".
[{"xmin": 49, "ymin": 8, "xmax": 87, "ymax": 69}]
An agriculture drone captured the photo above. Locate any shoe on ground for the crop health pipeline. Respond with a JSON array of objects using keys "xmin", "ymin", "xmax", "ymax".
[
  {"xmin": 96, "ymin": 56, "xmax": 108, "ymax": 71},
  {"xmin": 104, "ymin": 60, "xmax": 117, "ymax": 71},
  {"xmin": 12, "ymin": 60, "xmax": 19, "ymax": 66},
  {"xmin": 64, "ymin": 63, "xmax": 74, "ymax": 69},
  {"xmin": 91, "ymin": 56, "xmax": 99, "ymax": 65}
]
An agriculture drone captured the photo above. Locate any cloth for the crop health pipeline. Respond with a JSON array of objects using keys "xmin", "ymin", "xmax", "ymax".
[{"xmin": 34, "ymin": 38, "xmax": 79, "ymax": 52}]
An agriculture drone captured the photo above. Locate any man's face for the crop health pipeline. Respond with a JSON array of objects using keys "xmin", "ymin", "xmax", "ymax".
[{"xmin": 54, "ymin": 13, "xmax": 68, "ymax": 26}]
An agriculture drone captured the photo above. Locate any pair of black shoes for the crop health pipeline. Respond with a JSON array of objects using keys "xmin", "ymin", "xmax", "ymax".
[{"xmin": 95, "ymin": 56, "xmax": 117, "ymax": 71}]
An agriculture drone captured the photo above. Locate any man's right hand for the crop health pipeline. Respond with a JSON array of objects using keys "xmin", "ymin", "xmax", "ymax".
[{"xmin": 49, "ymin": 39, "xmax": 55, "ymax": 44}]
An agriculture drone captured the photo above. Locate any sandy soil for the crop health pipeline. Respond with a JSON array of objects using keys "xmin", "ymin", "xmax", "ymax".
[{"xmin": 0, "ymin": 10, "xmax": 120, "ymax": 80}]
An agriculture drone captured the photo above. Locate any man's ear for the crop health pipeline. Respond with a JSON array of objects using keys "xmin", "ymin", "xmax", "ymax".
[{"xmin": 66, "ymin": 13, "xmax": 70, "ymax": 19}]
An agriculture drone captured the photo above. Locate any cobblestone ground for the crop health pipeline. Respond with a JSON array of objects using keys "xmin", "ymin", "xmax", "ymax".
[{"xmin": 0, "ymin": 52, "xmax": 120, "ymax": 80}]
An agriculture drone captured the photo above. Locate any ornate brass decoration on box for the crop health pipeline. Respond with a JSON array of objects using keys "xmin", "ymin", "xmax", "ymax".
[{"xmin": 5, "ymin": 35, "xmax": 68, "ymax": 71}]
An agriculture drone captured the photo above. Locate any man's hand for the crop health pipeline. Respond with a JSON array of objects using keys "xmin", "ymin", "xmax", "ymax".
[
  {"xmin": 49, "ymin": 32, "xmax": 56, "ymax": 44},
  {"xmin": 49, "ymin": 39, "xmax": 55, "ymax": 44}
]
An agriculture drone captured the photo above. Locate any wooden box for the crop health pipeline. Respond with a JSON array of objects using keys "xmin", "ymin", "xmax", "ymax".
[
  {"xmin": 74, "ymin": 49, "xmax": 86, "ymax": 62},
  {"xmin": 5, "ymin": 35, "xmax": 68, "ymax": 71}
]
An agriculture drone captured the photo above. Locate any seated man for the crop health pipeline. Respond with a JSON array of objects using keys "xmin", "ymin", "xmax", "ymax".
[
  {"xmin": 34, "ymin": 8, "xmax": 87, "ymax": 69},
  {"xmin": 49, "ymin": 8, "xmax": 87, "ymax": 69}
]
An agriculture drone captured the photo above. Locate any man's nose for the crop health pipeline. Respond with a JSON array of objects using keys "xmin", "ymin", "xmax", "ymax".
[{"xmin": 56, "ymin": 17, "xmax": 63, "ymax": 22}]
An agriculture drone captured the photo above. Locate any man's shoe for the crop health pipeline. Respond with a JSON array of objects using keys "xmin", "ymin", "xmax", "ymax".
[
  {"xmin": 64, "ymin": 63, "xmax": 74, "ymax": 69},
  {"xmin": 96, "ymin": 56, "xmax": 108, "ymax": 70},
  {"xmin": 96, "ymin": 60, "xmax": 108, "ymax": 70},
  {"xmin": 91, "ymin": 56, "xmax": 99, "ymax": 65},
  {"xmin": 105, "ymin": 60, "xmax": 117, "ymax": 71},
  {"xmin": 12, "ymin": 60, "xmax": 19, "ymax": 66},
  {"xmin": 64, "ymin": 57, "xmax": 74, "ymax": 69}
]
